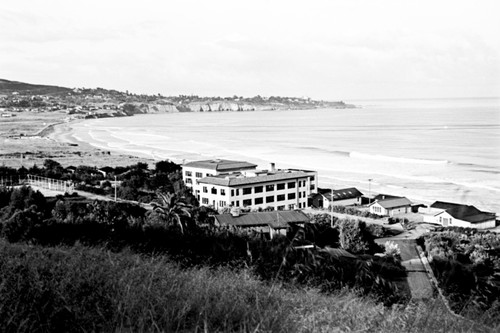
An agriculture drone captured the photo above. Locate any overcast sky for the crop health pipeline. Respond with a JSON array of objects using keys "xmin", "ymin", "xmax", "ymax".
[{"xmin": 2, "ymin": 0, "xmax": 499, "ymax": 100}]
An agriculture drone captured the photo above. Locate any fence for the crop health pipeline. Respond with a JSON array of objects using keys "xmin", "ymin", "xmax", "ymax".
[{"xmin": 26, "ymin": 174, "xmax": 74, "ymax": 193}]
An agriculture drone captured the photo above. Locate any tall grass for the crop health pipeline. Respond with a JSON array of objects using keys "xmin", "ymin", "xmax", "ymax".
[{"xmin": 0, "ymin": 241, "xmax": 495, "ymax": 332}]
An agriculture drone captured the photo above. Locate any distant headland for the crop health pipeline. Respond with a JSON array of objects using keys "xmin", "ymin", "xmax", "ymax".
[{"xmin": 0, "ymin": 78, "xmax": 356, "ymax": 119}]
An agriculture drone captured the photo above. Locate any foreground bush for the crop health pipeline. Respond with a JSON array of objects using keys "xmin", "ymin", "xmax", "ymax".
[{"xmin": 0, "ymin": 241, "xmax": 493, "ymax": 333}]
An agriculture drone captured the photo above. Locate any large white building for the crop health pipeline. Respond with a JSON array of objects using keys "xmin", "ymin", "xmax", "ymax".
[{"xmin": 182, "ymin": 159, "xmax": 318, "ymax": 211}]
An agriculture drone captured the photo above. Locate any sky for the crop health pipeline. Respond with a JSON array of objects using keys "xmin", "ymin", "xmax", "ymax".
[{"xmin": 1, "ymin": 0, "xmax": 500, "ymax": 100}]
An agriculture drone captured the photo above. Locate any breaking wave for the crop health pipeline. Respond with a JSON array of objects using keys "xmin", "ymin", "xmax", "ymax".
[{"xmin": 349, "ymin": 151, "xmax": 449, "ymax": 165}]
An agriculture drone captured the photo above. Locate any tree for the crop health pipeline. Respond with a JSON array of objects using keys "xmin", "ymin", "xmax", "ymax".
[{"xmin": 149, "ymin": 192, "xmax": 193, "ymax": 233}]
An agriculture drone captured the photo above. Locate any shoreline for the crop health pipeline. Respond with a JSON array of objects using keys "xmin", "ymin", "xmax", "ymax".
[{"xmin": 3, "ymin": 109, "xmax": 498, "ymax": 215}]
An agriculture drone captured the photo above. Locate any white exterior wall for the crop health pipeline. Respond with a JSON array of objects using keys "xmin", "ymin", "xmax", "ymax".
[
  {"xmin": 198, "ymin": 175, "xmax": 317, "ymax": 211},
  {"xmin": 389, "ymin": 206, "xmax": 410, "ymax": 216},
  {"xmin": 329, "ymin": 197, "xmax": 361, "ymax": 207},
  {"xmin": 370, "ymin": 203, "xmax": 410, "ymax": 216},
  {"xmin": 369, "ymin": 203, "xmax": 387, "ymax": 216},
  {"xmin": 436, "ymin": 211, "xmax": 496, "ymax": 229},
  {"xmin": 182, "ymin": 166, "xmax": 218, "ymax": 188}
]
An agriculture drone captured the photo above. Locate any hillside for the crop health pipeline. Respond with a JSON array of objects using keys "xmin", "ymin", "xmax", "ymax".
[
  {"xmin": 0, "ymin": 79, "xmax": 72, "ymax": 96},
  {"xmin": 0, "ymin": 78, "xmax": 356, "ymax": 113}
]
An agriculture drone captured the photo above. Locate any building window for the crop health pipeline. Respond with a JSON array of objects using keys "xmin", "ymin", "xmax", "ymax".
[
  {"xmin": 185, "ymin": 178, "xmax": 192, "ymax": 184},
  {"xmin": 243, "ymin": 199, "xmax": 252, "ymax": 206},
  {"xmin": 277, "ymin": 194, "xmax": 285, "ymax": 201},
  {"xmin": 277, "ymin": 183, "xmax": 285, "ymax": 190},
  {"xmin": 219, "ymin": 200, "xmax": 226, "ymax": 207},
  {"xmin": 277, "ymin": 205, "xmax": 285, "ymax": 210},
  {"xmin": 211, "ymin": 187, "xmax": 217, "ymax": 195},
  {"xmin": 185, "ymin": 171, "xmax": 192, "ymax": 176},
  {"xmin": 288, "ymin": 182, "xmax": 296, "ymax": 189},
  {"xmin": 243, "ymin": 187, "xmax": 252, "ymax": 195},
  {"xmin": 202, "ymin": 198, "xmax": 209, "ymax": 204},
  {"xmin": 203, "ymin": 186, "xmax": 208, "ymax": 193},
  {"xmin": 310, "ymin": 176, "xmax": 315, "ymax": 181},
  {"xmin": 236, "ymin": 201, "xmax": 239, "ymax": 207},
  {"xmin": 255, "ymin": 186, "xmax": 263, "ymax": 193},
  {"xmin": 195, "ymin": 172, "xmax": 203, "ymax": 178},
  {"xmin": 236, "ymin": 189, "xmax": 239, "ymax": 196},
  {"xmin": 298, "ymin": 192, "xmax": 301, "ymax": 198},
  {"xmin": 288, "ymin": 193, "xmax": 296, "ymax": 200},
  {"xmin": 255, "ymin": 197, "xmax": 263, "ymax": 204},
  {"xmin": 310, "ymin": 185, "xmax": 315, "ymax": 190},
  {"xmin": 206, "ymin": 173, "xmax": 213, "ymax": 177},
  {"xmin": 221, "ymin": 189, "xmax": 226, "ymax": 196},
  {"xmin": 231, "ymin": 189, "xmax": 234, "ymax": 196},
  {"xmin": 288, "ymin": 204, "xmax": 295, "ymax": 210},
  {"xmin": 266, "ymin": 184, "xmax": 275, "ymax": 192},
  {"xmin": 266, "ymin": 196, "xmax": 274, "ymax": 203}
]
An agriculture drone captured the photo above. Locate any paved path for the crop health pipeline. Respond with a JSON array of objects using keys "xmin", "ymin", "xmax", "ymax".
[{"xmin": 377, "ymin": 230, "xmax": 434, "ymax": 300}]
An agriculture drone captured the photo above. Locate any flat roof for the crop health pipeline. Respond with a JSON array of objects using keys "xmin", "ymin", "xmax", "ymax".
[
  {"xmin": 198, "ymin": 170, "xmax": 315, "ymax": 187},
  {"xmin": 183, "ymin": 159, "xmax": 257, "ymax": 171}
]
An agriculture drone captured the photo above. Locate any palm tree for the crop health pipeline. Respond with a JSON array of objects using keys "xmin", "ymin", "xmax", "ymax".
[{"xmin": 150, "ymin": 192, "xmax": 193, "ymax": 233}]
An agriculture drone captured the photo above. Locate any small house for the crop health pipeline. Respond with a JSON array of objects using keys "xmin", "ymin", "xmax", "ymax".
[
  {"xmin": 419, "ymin": 201, "xmax": 496, "ymax": 229},
  {"xmin": 369, "ymin": 196, "xmax": 412, "ymax": 216},
  {"xmin": 214, "ymin": 209, "xmax": 310, "ymax": 239},
  {"xmin": 310, "ymin": 187, "xmax": 363, "ymax": 208}
]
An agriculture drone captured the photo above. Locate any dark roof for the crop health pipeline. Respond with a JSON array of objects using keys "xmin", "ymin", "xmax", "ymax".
[
  {"xmin": 214, "ymin": 210, "xmax": 310, "ymax": 229},
  {"xmin": 318, "ymin": 187, "xmax": 363, "ymax": 201},
  {"xmin": 183, "ymin": 159, "xmax": 257, "ymax": 171},
  {"xmin": 98, "ymin": 166, "xmax": 114, "ymax": 173},
  {"xmin": 370, "ymin": 197, "xmax": 412, "ymax": 209},
  {"xmin": 431, "ymin": 201, "xmax": 496, "ymax": 223},
  {"xmin": 198, "ymin": 170, "xmax": 314, "ymax": 187},
  {"xmin": 372, "ymin": 194, "xmax": 402, "ymax": 201}
]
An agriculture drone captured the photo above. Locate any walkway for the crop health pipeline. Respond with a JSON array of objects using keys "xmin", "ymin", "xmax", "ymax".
[{"xmin": 376, "ymin": 225, "xmax": 434, "ymax": 300}]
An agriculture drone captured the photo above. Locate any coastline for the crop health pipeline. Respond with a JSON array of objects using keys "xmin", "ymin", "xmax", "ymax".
[{"xmin": 55, "ymin": 108, "xmax": 500, "ymax": 214}]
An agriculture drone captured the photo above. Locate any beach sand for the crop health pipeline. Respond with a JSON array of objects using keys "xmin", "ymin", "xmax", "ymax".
[{"xmin": 0, "ymin": 114, "xmax": 153, "ymax": 169}]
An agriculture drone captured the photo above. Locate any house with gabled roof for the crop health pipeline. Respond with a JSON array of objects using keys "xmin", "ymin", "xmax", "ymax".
[
  {"xmin": 369, "ymin": 196, "xmax": 412, "ymax": 216},
  {"xmin": 310, "ymin": 187, "xmax": 364, "ymax": 208},
  {"xmin": 420, "ymin": 201, "xmax": 496, "ymax": 229},
  {"xmin": 214, "ymin": 209, "xmax": 310, "ymax": 239}
]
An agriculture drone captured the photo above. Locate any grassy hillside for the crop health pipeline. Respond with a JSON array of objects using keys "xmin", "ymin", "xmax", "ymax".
[
  {"xmin": 0, "ymin": 79, "xmax": 72, "ymax": 96},
  {"xmin": 0, "ymin": 241, "xmax": 493, "ymax": 333}
]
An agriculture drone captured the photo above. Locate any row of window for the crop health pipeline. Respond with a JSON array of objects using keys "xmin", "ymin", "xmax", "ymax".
[
  {"xmin": 185, "ymin": 171, "xmax": 213, "ymax": 178},
  {"xmin": 201, "ymin": 182, "xmax": 311, "ymax": 196}
]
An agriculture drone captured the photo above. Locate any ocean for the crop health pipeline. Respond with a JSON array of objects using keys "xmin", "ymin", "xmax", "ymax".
[{"xmin": 69, "ymin": 97, "xmax": 500, "ymax": 213}]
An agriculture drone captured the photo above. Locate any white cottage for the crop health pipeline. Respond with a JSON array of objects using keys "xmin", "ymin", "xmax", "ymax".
[
  {"xmin": 369, "ymin": 197, "xmax": 412, "ymax": 217},
  {"xmin": 420, "ymin": 201, "xmax": 496, "ymax": 229}
]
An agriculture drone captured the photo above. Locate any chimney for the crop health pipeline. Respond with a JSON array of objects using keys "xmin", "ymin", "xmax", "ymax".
[
  {"xmin": 270, "ymin": 163, "xmax": 276, "ymax": 172},
  {"xmin": 230, "ymin": 206, "xmax": 241, "ymax": 217}
]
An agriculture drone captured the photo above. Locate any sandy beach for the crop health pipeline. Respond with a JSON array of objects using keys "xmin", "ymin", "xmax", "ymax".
[{"xmin": 0, "ymin": 114, "xmax": 153, "ymax": 169}]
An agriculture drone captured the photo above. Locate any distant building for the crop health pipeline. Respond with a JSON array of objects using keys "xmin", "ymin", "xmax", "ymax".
[
  {"xmin": 182, "ymin": 159, "xmax": 258, "ymax": 188},
  {"xmin": 183, "ymin": 159, "xmax": 318, "ymax": 210},
  {"xmin": 214, "ymin": 209, "xmax": 310, "ymax": 239},
  {"xmin": 419, "ymin": 201, "xmax": 496, "ymax": 229},
  {"xmin": 310, "ymin": 187, "xmax": 363, "ymax": 208},
  {"xmin": 369, "ymin": 196, "xmax": 412, "ymax": 216},
  {"xmin": 97, "ymin": 166, "xmax": 115, "ymax": 177}
]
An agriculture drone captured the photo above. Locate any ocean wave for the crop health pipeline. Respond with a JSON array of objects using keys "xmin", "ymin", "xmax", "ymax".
[{"xmin": 349, "ymin": 151, "xmax": 449, "ymax": 165}]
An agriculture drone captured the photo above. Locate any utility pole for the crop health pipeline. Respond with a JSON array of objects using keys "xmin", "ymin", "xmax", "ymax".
[
  {"xmin": 330, "ymin": 186, "xmax": 334, "ymax": 228},
  {"xmin": 114, "ymin": 175, "xmax": 117, "ymax": 202},
  {"xmin": 368, "ymin": 178, "xmax": 373, "ymax": 205}
]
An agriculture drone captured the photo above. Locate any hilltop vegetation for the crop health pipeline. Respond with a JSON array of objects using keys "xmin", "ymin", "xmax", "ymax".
[{"xmin": 0, "ymin": 78, "xmax": 355, "ymax": 120}]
